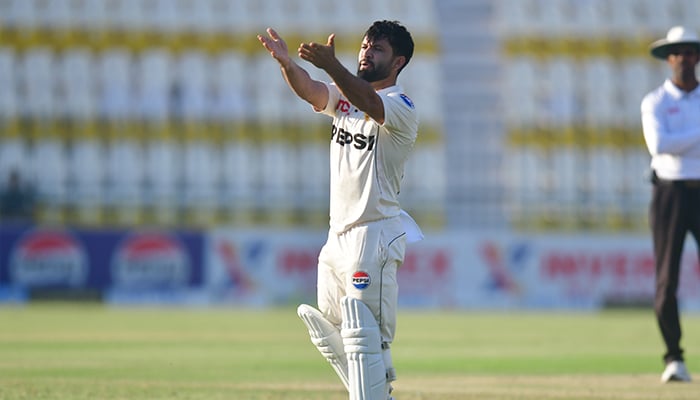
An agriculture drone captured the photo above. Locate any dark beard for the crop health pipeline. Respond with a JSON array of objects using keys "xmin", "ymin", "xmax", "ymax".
[{"xmin": 357, "ymin": 64, "xmax": 390, "ymax": 82}]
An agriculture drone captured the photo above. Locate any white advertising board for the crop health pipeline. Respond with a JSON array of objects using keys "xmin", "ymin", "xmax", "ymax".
[{"xmin": 206, "ymin": 229, "xmax": 700, "ymax": 310}]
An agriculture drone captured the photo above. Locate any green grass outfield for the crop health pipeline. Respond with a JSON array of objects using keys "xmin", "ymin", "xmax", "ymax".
[{"xmin": 1, "ymin": 304, "xmax": 699, "ymax": 400}]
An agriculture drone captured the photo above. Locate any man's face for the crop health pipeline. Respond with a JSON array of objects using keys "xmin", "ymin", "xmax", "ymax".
[
  {"xmin": 667, "ymin": 44, "xmax": 700, "ymax": 75},
  {"xmin": 357, "ymin": 36, "xmax": 395, "ymax": 83}
]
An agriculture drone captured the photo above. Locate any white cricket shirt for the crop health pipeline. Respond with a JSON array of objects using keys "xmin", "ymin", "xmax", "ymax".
[
  {"xmin": 318, "ymin": 83, "xmax": 418, "ymax": 233},
  {"xmin": 641, "ymin": 79, "xmax": 700, "ymax": 180}
]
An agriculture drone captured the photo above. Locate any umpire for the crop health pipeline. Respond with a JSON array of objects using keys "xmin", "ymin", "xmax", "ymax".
[{"xmin": 642, "ymin": 26, "xmax": 700, "ymax": 383}]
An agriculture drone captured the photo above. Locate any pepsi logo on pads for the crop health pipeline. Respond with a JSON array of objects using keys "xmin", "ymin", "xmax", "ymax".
[{"xmin": 352, "ymin": 271, "xmax": 371, "ymax": 290}]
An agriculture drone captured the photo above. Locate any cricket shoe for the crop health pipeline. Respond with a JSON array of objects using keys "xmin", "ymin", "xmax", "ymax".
[{"xmin": 661, "ymin": 360, "xmax": 691, "ymax": 383}]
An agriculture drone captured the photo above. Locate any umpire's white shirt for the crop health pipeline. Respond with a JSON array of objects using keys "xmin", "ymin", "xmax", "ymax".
[
  {"xmin": 641, "ymin": 79, "xmax": 700, "ymax": 180},
  {"xmin": 318, "ymin": 83, "xmax": 418, "ymax": 233}
]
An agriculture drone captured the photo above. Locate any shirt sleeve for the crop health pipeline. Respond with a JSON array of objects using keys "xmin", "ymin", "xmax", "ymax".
[
  {"xmin": 315, "ymin": 82, "xmax": 341, "ymax": 117},
  {"xmin": 380, "ymin": 91, "xmax": 419, "ymax": 144}
]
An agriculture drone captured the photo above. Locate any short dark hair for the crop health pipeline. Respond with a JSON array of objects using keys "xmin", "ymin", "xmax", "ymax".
[{"xmin": 364, "ymin": 20, "xmax": 414, "ymax": 73}]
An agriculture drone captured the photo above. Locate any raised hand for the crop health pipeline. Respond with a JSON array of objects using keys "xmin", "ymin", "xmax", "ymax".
[
  {"xmin": 298, "ymin": 34, "xmax": 337, "ymax": 70},
  {"xmin": 257, "ymin": 28, "xmax": 291, "ymax": 67}
]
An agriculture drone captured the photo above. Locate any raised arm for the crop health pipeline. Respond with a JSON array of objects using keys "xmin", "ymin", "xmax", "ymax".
[
  {"xmin": 258, "ymin": 28, "xmax": 329, "ymax": 111},
  {"xmin": 298, "ymin": 34, "xmax": 386, "ymax": 124}
]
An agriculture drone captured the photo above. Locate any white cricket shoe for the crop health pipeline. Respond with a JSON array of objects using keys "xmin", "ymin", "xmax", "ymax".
[{"xmin": 661, "ymin": 360, "xmax": 691, "ymax": 383}]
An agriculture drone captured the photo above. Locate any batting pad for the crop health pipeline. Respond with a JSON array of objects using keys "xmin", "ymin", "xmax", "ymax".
[
  {"xmin": 297, "ymin": 304, "xmax": 349, "ymax": 391},
  {"xmin": 341, "ymin": 296, "xmax": 388, "ymax": 400}
]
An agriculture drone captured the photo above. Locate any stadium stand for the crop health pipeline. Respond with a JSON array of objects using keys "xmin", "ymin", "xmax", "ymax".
[
  {"xmin": 2, "ymin": 0, "xmax": 696, "ymax": 232},
  {"xmin": 0, "ymin": 0, "xmax": 439, "ymax": 227}
]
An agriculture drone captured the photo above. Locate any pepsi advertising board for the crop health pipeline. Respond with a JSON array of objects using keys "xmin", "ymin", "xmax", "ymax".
[{"xmin": 0, "ymin": 226, "xmax": 204, "ymax": 301}]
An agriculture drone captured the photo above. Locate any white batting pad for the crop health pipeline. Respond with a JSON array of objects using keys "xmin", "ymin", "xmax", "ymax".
[
  {"xmin": 341, "ymin": 296, "xmax": 388, "ymax": 400},
  {"xmin": 297, "ymin": 304, "xmax": 349, "ymax": 391}
]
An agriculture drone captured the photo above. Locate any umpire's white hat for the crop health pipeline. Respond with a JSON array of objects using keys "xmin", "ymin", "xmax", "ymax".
[{"xmin": 650, "ymin": 26, "xmax": 700, "ymax": 59}]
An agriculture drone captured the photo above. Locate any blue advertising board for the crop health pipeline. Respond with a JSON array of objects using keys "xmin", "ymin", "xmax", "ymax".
[{"xmin": 0, "ymin": 225, "xmax": 204, "ymax": 302}]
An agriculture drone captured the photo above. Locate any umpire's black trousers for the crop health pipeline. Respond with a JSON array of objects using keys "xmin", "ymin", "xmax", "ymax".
[{"xmin": 650, "ymin": 177, "xmax": 700, "ymax": 364}]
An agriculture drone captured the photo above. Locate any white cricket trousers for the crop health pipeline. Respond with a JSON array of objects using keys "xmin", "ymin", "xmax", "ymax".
[{"xmin": 317, "ymin": 215, "xmax": 406, "ymax": 343}]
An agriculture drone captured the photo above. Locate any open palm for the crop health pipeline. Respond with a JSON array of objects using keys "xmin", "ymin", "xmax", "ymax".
[{"xmin": 258, "ymin": 28, "xmax": 290, "ymax": 65}]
